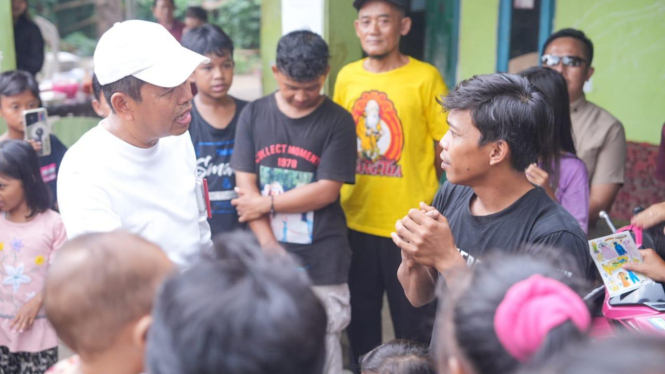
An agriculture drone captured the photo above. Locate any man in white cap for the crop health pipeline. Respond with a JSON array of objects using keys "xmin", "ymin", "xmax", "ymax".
[{"xmin": 57, "ymin": 20, "xmax": 212, "ymax": 266}]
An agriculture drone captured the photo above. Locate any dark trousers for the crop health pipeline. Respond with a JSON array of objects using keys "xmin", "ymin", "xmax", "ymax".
[{"xmin": 347, "ymin": 229, "xmax": 437, "ymax": 371}]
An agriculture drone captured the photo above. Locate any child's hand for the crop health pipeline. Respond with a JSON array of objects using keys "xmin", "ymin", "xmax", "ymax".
[
  {"xmin": 26, "ymin": 139, "xmax": 42, "ymax": 153},
  {"xmin": 526, "ymin": 164, "xmax": 556, "ymax": 201},
  {"xmin": 10, "ymin": 293, "xmax": 43, "ymax": 333}
]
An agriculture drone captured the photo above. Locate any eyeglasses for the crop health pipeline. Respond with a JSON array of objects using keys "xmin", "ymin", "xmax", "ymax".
[{"xmin": 541, "ymin": 54, "xmax": 588, "ymax": 67}]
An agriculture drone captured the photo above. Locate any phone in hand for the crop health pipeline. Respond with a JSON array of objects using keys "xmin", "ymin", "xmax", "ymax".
[{"xmin": 23, "ymin": 108, "xmax": 51, "ymax": 157}]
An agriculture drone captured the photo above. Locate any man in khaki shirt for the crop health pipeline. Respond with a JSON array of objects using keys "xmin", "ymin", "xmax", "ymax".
[{"xmin": 542, "ymin": 28, "xmax": 626, "ymax": 229}]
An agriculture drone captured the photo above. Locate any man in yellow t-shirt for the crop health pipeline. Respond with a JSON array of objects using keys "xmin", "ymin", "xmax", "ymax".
[{"xmin": 332, "ymin": 0, "xmax": 448, "ymax": 367}]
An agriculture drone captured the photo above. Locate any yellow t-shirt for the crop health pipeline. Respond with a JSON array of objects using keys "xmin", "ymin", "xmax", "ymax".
[{"xmin": 333, "ymin": 57, "xmax": 448, "ymax": 238}]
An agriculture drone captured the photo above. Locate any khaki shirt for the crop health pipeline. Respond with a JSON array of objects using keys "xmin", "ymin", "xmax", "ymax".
[{"xmin": 570, "ymin": 96, "xmax": 626, "ymax": 185}]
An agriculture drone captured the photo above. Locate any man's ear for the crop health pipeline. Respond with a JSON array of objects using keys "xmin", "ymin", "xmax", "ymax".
[
  {"xmin": 488, "ymin": 140, "xmax": 510, "ymax": 167},
  {"xmin": 400, "ymin": 16, "xmax": 412, "ymax": 36},
  {"xmin": 271, "ymin": 65, "xmax": 281, "ymax": 81},
  {"xmin": 132, "ymin": 315, "xmax": 152, "ymax": 349},
  {"xmin": 585, "ymin": 66, "xmax": 595, "ymax": 82},
  {"xmin": 110, "ymin": 92, "xmax": 134, "ymax": 121}
]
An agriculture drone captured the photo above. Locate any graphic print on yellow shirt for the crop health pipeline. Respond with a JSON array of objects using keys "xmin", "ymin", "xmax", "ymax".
[
  {"xmin": 352, "ymin": 91, "xmax": 404, "ymax": 177},
  {"xmin": 334, "ymin": 58, "xmax": 448, "ymax": 238}
]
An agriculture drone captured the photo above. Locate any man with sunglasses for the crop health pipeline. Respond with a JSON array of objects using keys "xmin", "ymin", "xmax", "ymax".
[{"xmin": 542, "ymin": 28, "xmax": 626, "ymax": 231}]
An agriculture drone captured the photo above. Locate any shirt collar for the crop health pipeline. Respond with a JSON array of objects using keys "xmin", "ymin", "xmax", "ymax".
[{"xmin": 570, "ymin": 95, "xmax": 587, "ymax": 113}]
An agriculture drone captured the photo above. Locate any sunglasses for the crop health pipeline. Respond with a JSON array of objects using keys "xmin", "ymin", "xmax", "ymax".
[{"xmin": 541, "ymin": 54, "xmax": 588, "ymax": 67}]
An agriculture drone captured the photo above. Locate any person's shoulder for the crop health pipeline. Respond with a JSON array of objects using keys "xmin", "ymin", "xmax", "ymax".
[
  {"xmin": 60, "ymin": 124, "xmax": 104, "ymax": 164},
  {"xmin": 584, "ymin": 99, "xmax": 623, "ymax": 129},
  {"xmin": 433, "ymin": 182, "xmax": 472, "ymax": 210},
  {"xmin": 406, "ymin": 57, "xmax": 443, "ymax": 78},
  {"xmin": 39, "ymin": 209, "xmax": 63, "ymax": 225},
  {"xmin": 322, "ymin": 97, "xmax": 354, "ymax": 119},
  {"xmin": 233, "ymin": 97, "xmax": 249, "ymax": 112},
  {"xmin": 527, "ymin": 188, "xmax": 587, "ymax": 240},
  {"xmin": 337, "ymin": 59, "xmax": 366, "ymax": 79}
]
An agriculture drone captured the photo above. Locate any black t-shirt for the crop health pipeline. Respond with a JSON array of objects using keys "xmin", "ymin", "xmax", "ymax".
[
  {"xmin": 188, "ymin": 97, "xmax": 247, "ymax": 237},
  {"xmin": 434, "ymin": 182, "xmax": 594, "ymax": 280},
  {"xmin": 40, "ymin": 134, "xmax": 67, "ymax": 210},
  {"xmin": 231, "ymin": 93, "xmax": 357, "ymax": 285}
]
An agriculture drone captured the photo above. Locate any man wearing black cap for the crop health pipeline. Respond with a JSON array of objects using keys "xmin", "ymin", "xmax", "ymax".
[{"xmin": 333, "ymin": 0, "xmax": 448, "ymax": 367}]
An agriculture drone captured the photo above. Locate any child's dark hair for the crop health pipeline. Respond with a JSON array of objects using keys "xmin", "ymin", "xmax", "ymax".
[
  {"xmin": 185, "ymin": 6, "xmax": 207, "ymax": 22},
  {"xmin": 181, "ymin": 23, "xmax": 234, "ymax": 57},
  {"xmin": 360, "ymin": 340, "xmax": 435, "ymax": 374},
  {"xmin": 276, "ymin": 30, "xmax": 330, "ymax": 82},
  {"xmin": 147, "ymin": 231, "xmax": 328, "ymax": 374},
  {"xmin": 0, "ymin": 140, "xmax": 51, "ymax": 216},
  {"xmin": 435, "ymin": 252, "xmax": 590, "ymax": 374},
  {"xmin": 0, "ymin": 70, "xmax": 41, "ymax": 106},
  {"xmin": 92, "ymin": 73, "xmax": 102, "ymax": 101},
  {"xmin": 518, "ymin": 66, "xmax": 576, "ymax": 190},
  {"xmin": 516, "ymin": 334, "xmax": 665, "ymax": 374}
]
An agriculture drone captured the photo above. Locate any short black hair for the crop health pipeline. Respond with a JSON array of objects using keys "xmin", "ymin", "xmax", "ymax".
[
  {"xmin": 441, "ymin": 73, "xmax": 553, "ymax": 171},
  {"xmin": 91, "ymin": 73, "xmax": 102, "ymax": 101},
  {"xmin": 0, "ymin": 140, "xmax": 51, "ymax": 217},
  {"xmin": 147, "ymin": 231, "xmax": 328, "ymax": 374},
  {"xmin": 181, "ymin": 24, "xmax": 234, "ymax": 57},
  {"xmin": 0, "ymin": 70, "xmax": 41, "ymax": 106},
  {"xmin": 276, "ymin": 30, "xmax": 330, "ymax": 82},
  {"xmin": 517, "ymin": 335, "xmax": 665, "ymax": 374},
  {"xmin": 436, "ymin": 252, "xmax": 590, "ymax": 374},
  {"xmin": 360, "ymin": 340, "xmax": 435, "ymax": 374},
  {"xmin": 542, "ymin": 28, "xmax": 594, "ymax": 65},
  {"xmin": 185, "ymin": 6, "xmax": 207, "ymax": 22},
  {"xmin": 101, "ymin": 75, "xmax": 146, "ymax": 113}
]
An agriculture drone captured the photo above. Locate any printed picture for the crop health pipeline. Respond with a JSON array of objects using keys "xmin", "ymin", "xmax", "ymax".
[
  {"xmin": 589, "ymin": 233, "xmax": 651, "ymax": 297},
  {"xmin": 260, "ymin": 166, "xmax": 314, "ymax": 244}
]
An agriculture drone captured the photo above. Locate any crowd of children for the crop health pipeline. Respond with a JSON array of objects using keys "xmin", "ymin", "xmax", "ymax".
[{"xmin": 1, "ymin": 0, "xmax": 664, "ymax": 373}]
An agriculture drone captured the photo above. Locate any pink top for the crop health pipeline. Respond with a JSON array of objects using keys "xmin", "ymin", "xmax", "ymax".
[
  {"xmin": 46, "ymin": 355, "xmax": 80, "ymax": 374},
  {"xmin": 0, "ymin": 210, "xmax": 66, "ymax": 353},
  {"xmin": 552, "ymin": 153, "xmax": 590, "ymax": 234}
]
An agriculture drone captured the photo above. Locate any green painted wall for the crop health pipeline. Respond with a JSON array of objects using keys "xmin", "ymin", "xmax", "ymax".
[
  {"xmin": 325, "ymin": 0, "xmax": 362, "ymax": 95},
  {"xmin": 554, "ymin": 0, "xmax": 665, "ymax": 144},
  {"xmin": 260, "ymin": 0, "xmax": 282, "ymax": 95},
  {"xmin": 1, "ymin": 0, "xmax": 17, "ymax": 72},
  {"xmin": 456, "ymin": 0, "xmax": 499, "ymax": 81}
]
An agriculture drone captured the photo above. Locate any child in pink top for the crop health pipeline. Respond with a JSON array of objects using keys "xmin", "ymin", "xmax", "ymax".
[{"xmin": 0, "ymin": 140, "xmax": 66, "ymax": 374}]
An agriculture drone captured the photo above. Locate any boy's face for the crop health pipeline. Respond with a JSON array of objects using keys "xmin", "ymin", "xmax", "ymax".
[
  {"xmin": 92, "ymin": 91, "xmax": 111, "ymax": 118},
  {"xmin": 272, "ymin": 67, "xmax": 328, "ymax": 110},
  {"xmin": 184, "ymin": 17, "xmax": 204, "ymax": 32},
  {"xmin": 11, "ymin": 0, "xmax": 27, "ymax": 21},
  {"xmin": 0, "ymin": 90, "xmax": 40, "ymax": 134},
  {"xmin": 439, "ymin": 109, "xmax": 494, "ymax": 186},
  {"xmin": 191, "ymin": 52, "xmax": 234, "ymax": 100}
]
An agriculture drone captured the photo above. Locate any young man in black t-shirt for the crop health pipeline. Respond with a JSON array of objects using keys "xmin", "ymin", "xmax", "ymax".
[
  {"xmin": 393, "ymin": 73, "xmax": 594, "ymax": 308},
  {"xmin": 230, "ymin": 31, "xmax": 356, "ymax": 374},
  {"xmin": 182, "ymin": 25, "xmax": 247, "ymax": 237}
]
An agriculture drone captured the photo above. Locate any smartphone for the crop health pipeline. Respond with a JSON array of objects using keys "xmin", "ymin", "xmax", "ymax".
[{"xmin": 23, "ymin": 108, "xmax": 51, "ymax": 157}]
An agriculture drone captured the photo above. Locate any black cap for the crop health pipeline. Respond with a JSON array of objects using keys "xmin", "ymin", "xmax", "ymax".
[{"xmin": 353, "ymin": 0, "xmax": 409, "ymax": 11}]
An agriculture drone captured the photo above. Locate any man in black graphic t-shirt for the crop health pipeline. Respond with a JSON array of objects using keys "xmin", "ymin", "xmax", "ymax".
[
  {"xmin": 230, "ymin": 31, "xmax": 356, "ymax": 374},
  {"xmin": 393, "ymin": 74, "xmax": 593, "ymax": 309},
  {"xmin": 182, "ymin": 25, "xmax": 247, "ymax": 236}
]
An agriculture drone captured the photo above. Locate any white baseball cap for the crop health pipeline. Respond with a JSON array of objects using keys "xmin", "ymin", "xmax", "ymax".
[{"xmin": 93, "ymin": 20, "xmax": 209, "ymax": 87}]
